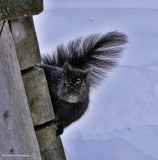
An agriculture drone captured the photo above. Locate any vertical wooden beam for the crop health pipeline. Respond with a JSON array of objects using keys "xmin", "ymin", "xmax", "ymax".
[
  {"xmin": 9, "ymin": 15, "xmax": 66, "ymax": 159},
  {"xmin": 11, "ymin": 17, "xmax": 41, "ymax": 70},
  {"xmin": 0, "ymin": 20, "xmax": 42, "ymax": 160},
  {"xmin": 22, "ymin": 67, "xmax": 55, "ymax": 125},
  {"xmin": 36, "ymin": 125, "xmax": 67, "ymax": 160}
]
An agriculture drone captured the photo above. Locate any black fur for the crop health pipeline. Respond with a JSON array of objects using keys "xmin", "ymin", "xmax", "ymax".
[
  {"xmin": 39, "ymin": 31, "xmax": 127, "ymax": 135},
  {"xmin": 42, "ymin": 31, "xmax": 127, "ymax": 86}
]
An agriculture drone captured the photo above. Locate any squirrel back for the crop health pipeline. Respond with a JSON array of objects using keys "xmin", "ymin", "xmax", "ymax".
[{"xmin": 39, "ymin": 31, "xmax": 127, "ymax": 135}]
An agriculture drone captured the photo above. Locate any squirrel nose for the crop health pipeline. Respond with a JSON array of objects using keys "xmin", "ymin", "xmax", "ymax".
[{"xmin": 68, "ymin": 95, "xmax": 78, "ymax": 103}]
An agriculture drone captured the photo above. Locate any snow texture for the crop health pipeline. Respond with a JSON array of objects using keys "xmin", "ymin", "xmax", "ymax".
[{"xmin": 34, "ymin": 1, "xmax": 158, "ymax": 159}]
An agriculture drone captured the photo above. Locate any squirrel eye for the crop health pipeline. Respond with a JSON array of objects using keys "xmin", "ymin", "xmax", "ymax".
[
  {"xmin": 63, "ymin": 81, "xmax": 67, "ymax": 87},
  {"xmin": 82, "ymin": 83, "xmax": 85, "ymax": 89}
]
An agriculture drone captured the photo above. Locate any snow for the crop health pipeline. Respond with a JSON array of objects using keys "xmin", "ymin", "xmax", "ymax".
[
  {"xmin": 34, "ymin": 1, "xmax": 158, "ymax": 160},
  {"xmin": 80, "ymin": 125, "xmax": 158, "ymax": 159},
  {"xmin": 62, "ymin": 138, "xmax": 157, "ymax": 160},
  {"xmin": 44, "ymin": 0, "xmax": 158, "ymax": 9}
]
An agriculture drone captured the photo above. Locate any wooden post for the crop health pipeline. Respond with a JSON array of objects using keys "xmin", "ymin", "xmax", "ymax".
[
  {"xmin": 0, "ymin": 20, "xmax": 42, "ymax": 160},
  {"xmin": 0, "ymin": 0, "xmax": 67, "ymax": 159},
  {"xmin": 22, "ymin": 67, "xmax": 55, "ymax": 125},
  {"xmin": 10, "ymin": 17, "xmax": 41, "ymax": 70},
  {"xmin": 36, "ymin": 125, "xmax": 66, "ymax": 160},
  {"xmin": 22, "ymin": 65, "xmax": 66, "ymax": 160}
]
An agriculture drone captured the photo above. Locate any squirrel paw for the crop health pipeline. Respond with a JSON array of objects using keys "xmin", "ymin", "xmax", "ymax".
[{"xmin": 50, "ymin": 118, "xmax": 64, "ymax": 136}]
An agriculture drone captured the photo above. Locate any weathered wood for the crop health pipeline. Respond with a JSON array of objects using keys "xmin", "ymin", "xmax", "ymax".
[
  {"xmin": 10, "ymin": 17, "xmax": 41, "ymax": 70},
  {"xmin": 0, "ymin": 20, "xmax": 42, "ymax": 160},
  {"xmin": 0, "ymin": 0, "xmax": 43, "ymax": 20},
  {"xmin": 36, "ymin": 125, "xmax": 66, "ymax": 160},
  {"xmin": 22, "ymin": 66, "xmax": 67, "ymax": 160},
  {"xmin": 0, "ymin": 20, "xmax": 4, "ymax": 30},
  {"xmin": 22, "ymin": 67, "xmax": 55, "ymax": 125}
]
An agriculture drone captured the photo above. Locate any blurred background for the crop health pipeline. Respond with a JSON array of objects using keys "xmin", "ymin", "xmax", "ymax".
[{"xmin": 34, "ymin": 1, "xmax": 158, "ymax": 159}]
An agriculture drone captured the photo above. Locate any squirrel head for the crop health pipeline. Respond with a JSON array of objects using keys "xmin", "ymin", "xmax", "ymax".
[{"xmin": 57, "ymin": 62, "xmax": 91, "ymax": 103}]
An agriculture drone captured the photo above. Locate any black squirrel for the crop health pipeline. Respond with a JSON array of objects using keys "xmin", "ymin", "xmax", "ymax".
[{"xmin": 38, "ymin": 31, "xmax": 127, "ymax": 135}]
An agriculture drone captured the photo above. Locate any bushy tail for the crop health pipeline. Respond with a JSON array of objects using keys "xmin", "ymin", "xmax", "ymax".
[{"xmin": 42, "ymin": 31, "xmax": 128, "ymax": 86}]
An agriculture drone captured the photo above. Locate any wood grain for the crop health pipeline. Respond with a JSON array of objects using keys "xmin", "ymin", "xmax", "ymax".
[
  {"xmin": 0, "ymin": 20, "xmax": 42, "ymax": 160},
  {"xmin": 36, "ymin": 125, "xmax": 66, "ymax": 160},
  {"xmin": 22, "ymin": 67, "xmax": 55, "ymax": 126},
  {"xmin": 10, "ymin": 17, "xmax": 41, "ymax": 70}
]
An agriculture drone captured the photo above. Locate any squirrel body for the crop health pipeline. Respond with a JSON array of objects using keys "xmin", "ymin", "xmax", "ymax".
[{"xmin": 39, "ymin": 31, "xmax": 127, "ymax": 135}]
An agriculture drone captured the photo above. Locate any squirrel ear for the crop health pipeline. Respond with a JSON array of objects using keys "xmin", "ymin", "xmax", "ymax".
[
  {"xmin": 63, "ymin": 61, "xmax": 72, "ymax": 72},
  {"xmin": 83, "ymin": 68, "xmax": 91, "ymax": 78}
]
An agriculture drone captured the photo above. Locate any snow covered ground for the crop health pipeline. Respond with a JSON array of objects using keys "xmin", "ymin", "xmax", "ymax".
[{"xmin": 34, "ymin": 1, "xmax": 158, "ymax": 159}]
